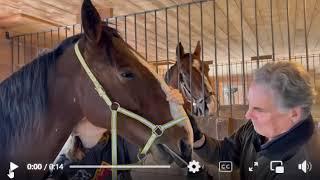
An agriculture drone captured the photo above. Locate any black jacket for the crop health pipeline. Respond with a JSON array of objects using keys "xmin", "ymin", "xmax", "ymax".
[{"xmin": 195, "ymin": 115, "xmax": 320, "ymax": 180}]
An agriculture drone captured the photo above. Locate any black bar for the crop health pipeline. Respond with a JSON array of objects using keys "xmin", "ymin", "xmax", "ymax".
[
  {"xmin": 57, "ymin": 27, "xmax": 60, "ymax": 43},
  {"xmin": 213, "ymin": 0, "xmax": 220, "ymax": 116},
  {"xmin": 65, "ymin": 26, "xmax": 68, "ymax": 39},
  {"xmin": 241, "ymin": 0, "xmax": 246, "ymax": 105},
  {"xmin": 50, "ymin": 30, "xmax": 53, "ymax": 49},
  {"xmin": 177, "ymin": 6, "xmax": 181, "ymax": 90},
  {"xmin": 155, "ymin": 11, "xmax": 158, "ymax": 73},
  {"xmin": 254, "ymin": 0, "xmax": 260, "ymax": 68},
  {"xmin": 144, "ymin": 12, "xmax": 148, "ymax": 60},
  {"xmin": 286, "ymin": 0, "xmax": 291, "ymax": 60},
  {"xmin": 134, "ymin": 14, "xmax": 137, "ymax": 50},
  {"xmin": 303, "ymin": 0, "xmax": 309, "ymax": 70},
  {"xmin": 188, "ymin": 3, "xmax": 193, "ymax": 115},
  {"xmin": 166, "ymin": 8, "xmax": 169, "ymax": 71},
  {"xmin": 270, "ymin": 0, "xmax": 275, "ymax": 61},
  {"xmin": 11, "ymin": 38, "xmax": 14, "ymax": 72},
  {"xmin": 200, "ymin": 2, "xmax": 206, "ymax": 115},
  {"xmin": 36, "ymin": 32, "xmax": 39, "ymax": 56},
  {"xmin": 17, "ymin": 37, "xmax": 20, "ymax": 67},
  {"xmin": 227, "ymin": 0, "xmax": 233, "ymax": 116},
  {"xmin": 24, "ymin": 35, "xmax": 26, "ymax": 65},
  {"xmin": 125, "ymin": 16, "xmax": 127, "ymax": 42},
  {"xmin": 43, "ymin": 32, "xmax": 46, "ymax": 51},
  {"xmin": 30, "ymin": 34, "xmax": 33, "ymax": 61}
]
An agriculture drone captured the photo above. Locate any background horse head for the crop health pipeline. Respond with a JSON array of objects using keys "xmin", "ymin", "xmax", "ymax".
[
  {"xmin": 165, "ymin": 41, "xmax": 217, "ymax": 117},
  {"xmin": 0, "ymin": 0, "xmax": 192, "ymax": 178}
]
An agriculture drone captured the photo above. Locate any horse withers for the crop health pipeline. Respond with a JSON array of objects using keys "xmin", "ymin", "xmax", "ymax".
[{"xmin": 0, "ymin": 0, "xmax": 193, "ymax": 179}]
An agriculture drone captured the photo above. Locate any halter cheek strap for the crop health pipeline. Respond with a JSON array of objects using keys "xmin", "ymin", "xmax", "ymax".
[{"xmin": 74, "ymin": 41, "xmax": 187, "ymax": 180}]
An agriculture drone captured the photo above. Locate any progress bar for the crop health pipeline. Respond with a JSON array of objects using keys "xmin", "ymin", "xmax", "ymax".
[{"xmin": 69, "ymin": 165, "xmax": 171, "ymax": 169}]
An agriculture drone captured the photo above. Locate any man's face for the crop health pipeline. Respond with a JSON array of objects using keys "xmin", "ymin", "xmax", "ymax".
[{"xmin": 245, "ymin": 83, "xmax": 293, "ymax": 140}]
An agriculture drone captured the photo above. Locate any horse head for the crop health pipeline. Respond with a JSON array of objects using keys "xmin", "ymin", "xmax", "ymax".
[
  {"xmin": 165, "ymin": 41, "xmax": 217, "ymax": 117},
  {"xmin": 74, "ymin": 0, "xmax": 193, "ymax": 167}
]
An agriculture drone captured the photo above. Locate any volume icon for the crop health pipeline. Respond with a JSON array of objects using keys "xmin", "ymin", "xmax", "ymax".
[{"xmin": 298, "ymin": 160, "xmax": 312, "ymax": 173}]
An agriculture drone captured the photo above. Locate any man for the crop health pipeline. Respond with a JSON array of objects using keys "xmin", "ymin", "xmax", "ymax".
[{"xmin": 191, "ymin": 62, "xmax": 320, "ymax": 179}]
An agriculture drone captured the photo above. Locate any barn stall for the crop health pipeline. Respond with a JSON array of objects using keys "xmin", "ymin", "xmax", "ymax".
[{"xmin": 2, "ymin": 0, "xmax": 320, "ymax": 179}]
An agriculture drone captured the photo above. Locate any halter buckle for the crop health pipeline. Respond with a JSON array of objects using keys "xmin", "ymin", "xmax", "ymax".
[
  {"xmin": 111, "ymin": 102, "xmax": 120, "ymax": 111},
  {"xmin": 152, "ymin": 125, "xmax": 164, "ymax": 137}
]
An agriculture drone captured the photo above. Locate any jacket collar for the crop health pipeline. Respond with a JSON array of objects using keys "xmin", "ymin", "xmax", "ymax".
[{"xmin": 253, "ymin": 115, "xmax": 315, "ymax": 159}]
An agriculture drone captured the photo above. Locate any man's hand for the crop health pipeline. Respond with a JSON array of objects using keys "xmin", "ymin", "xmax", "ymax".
[{"xmin": 166, "ymin": 87, "xmax": 184, "ymax": 105}]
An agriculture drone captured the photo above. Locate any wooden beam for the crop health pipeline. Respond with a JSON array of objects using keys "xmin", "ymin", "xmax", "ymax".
[
  {"xmin": 76, "ymin": 7, "xmax": 113, "ymax": 24},
  {"xmin": 0, "ymin": 13, "xmax": 63, "ymax": 28}
]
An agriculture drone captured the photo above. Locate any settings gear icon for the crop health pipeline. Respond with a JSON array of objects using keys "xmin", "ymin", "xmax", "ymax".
[{"xmin": 187, "ymin": 160, "xmax": 201, "ymax": 173}]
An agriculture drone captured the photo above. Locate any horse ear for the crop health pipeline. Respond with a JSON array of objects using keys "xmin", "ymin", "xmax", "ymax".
[
  {"xmin": 176, "ymin": 42, "xmax": 185, "ymax": 58},
  {"xmin": 81, "ymin": 0, "xmax": 102, "ymax": 43},
  {"xmin": 193, "ymin": 41, "xmax": 201, "ymax": 58}
]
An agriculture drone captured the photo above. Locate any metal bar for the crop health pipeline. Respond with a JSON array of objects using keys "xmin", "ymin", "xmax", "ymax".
[
  {"xmin": 254, "ymin": 0, "xmax": 260, "ymax": 68},
  {"xmin": 166, "ymin": 8, "xmax": 169, "ymax": 71},
  {"xmin": 188, "ymin": 3, "xmax": 193, "ymax": 115},
  {"xmin": 30, "ymin": 34, "xmax": 33, "ymax": 61},
  {"xmin": 111, "ymin": 110, "xmax": 117, "ymax": 180},
  {"xmin": 241, "ymin": 0, "xmax": 246, "ymax": 105},
  {"xmin": 134, "ymin": 14, "xmax": 137, "ymax": 51},
  {"xmin": 65, "ymin": 26, "xmax": 68, "ymax": 39},
  {"xmin": 177, "ymin": 6, "xmax": 181, "ymax": 90},
  {"xmin": 115, "ymin": 17, "xmax": 118, "ymax": 31},
  {"xmin": 43, "ymin": 32, "xmax": 46, "ymax": 51},
  {"xmin": 313, "ymin": 55, "xmax": 316, "ymax": 89},
  {"xmin": 36, "ymin": 32, "xmax": 39, "ymax": 56},
  {"xmin": 286, "ymin": 0, "xmax": 291, "ymax": 60},
  {"xmin": 270, "ymin": 0, "xmax": 275, "ymax": 61},
  {"xmin": 50, "ymin": 30, "xmax": 53, "ymax": 48},
  {"xmin": 125, "ymin": 16, "xmax": 127, "ymax": 42},
  {"xmin": 155, "ymin": 11, "xmax": 158, "ymax": 73},
  {"xmin": 144, "ymin": 12, "xmax": 147, "ymax": 60},
  {"xmin": 226, "ymin": 0, "xmax": 233, "ymax": 116},
  {"xmin": 213, "ymin": 0, "xmax": 220, "ymax": 116},
  {"xmin": 73, "ymin": 24, "xmax": 75, "ymax": 36},
  {"xmin": 17, "ymin": 37, "xmax": 20, "ymax": 67},
  {"xmin": 11, "ymin": 38, "xmax": 14, "ymax": 73},
  {"xmin": 23, "ymin": 35, "xmax": 26, "ymax": 65},
  {"xmin": 200, "ymin": 2, "xmax": 206, "ymax": 115},
  {"xmin": 57, "ymin": 27, "xmax": 60, "ymax": 43},
  {"xmin": 303, "ymin": 0, "xmax": 309, "ymax": 70}
]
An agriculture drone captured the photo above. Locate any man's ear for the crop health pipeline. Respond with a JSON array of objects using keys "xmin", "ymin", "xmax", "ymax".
[
  {"xmin": 81, "ymin": 0, "xmax": 102, "ymax": 44},
  {"xmin": 176, "ymin": 42, "xmax": 185, "ymax": 58},
  {"xmin": 193, "ymin": 41, "xmax": 201, "ymax": 58},
  {"xmin": 289, "ymin": 106, "xmax": 303, "ymax": 124}
]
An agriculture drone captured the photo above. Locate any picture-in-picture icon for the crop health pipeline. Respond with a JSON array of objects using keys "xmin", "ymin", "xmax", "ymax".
[{"xmin": 270, "ymin": 161, "xmax": 284, "ymax": 174}]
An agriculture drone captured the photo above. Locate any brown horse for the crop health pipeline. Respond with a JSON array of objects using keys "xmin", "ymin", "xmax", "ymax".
[
  {"xmin": 67, "ymin": 42, "xmax": 217, "ymax": 168},
  {"xmin": 165, "ymin": 41, "xmax": 217, "ymax": 117},
  {"xmin": 0, "ymin": 0, "xmax": 193, "ymax": 179}
]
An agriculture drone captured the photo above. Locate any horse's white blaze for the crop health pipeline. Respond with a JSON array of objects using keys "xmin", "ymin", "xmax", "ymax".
[{"xmin": 129, "ymin": 48, "xmax": 194, "ymax": 144}]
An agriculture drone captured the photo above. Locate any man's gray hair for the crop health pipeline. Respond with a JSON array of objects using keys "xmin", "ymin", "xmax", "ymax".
[{"xmin": 253, "ymin": 61, "xmax": 316, "ymax": 120}]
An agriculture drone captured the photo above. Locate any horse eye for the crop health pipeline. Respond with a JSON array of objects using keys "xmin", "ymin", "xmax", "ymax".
[{"xmin": 121, "ymin": 71, "xmax": 135, "ymax": 79}]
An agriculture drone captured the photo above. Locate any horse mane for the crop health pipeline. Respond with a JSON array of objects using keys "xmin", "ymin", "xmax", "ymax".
[{"xmin": 0, "ymin": 34, "xmax": 81, "ymax": 151}]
